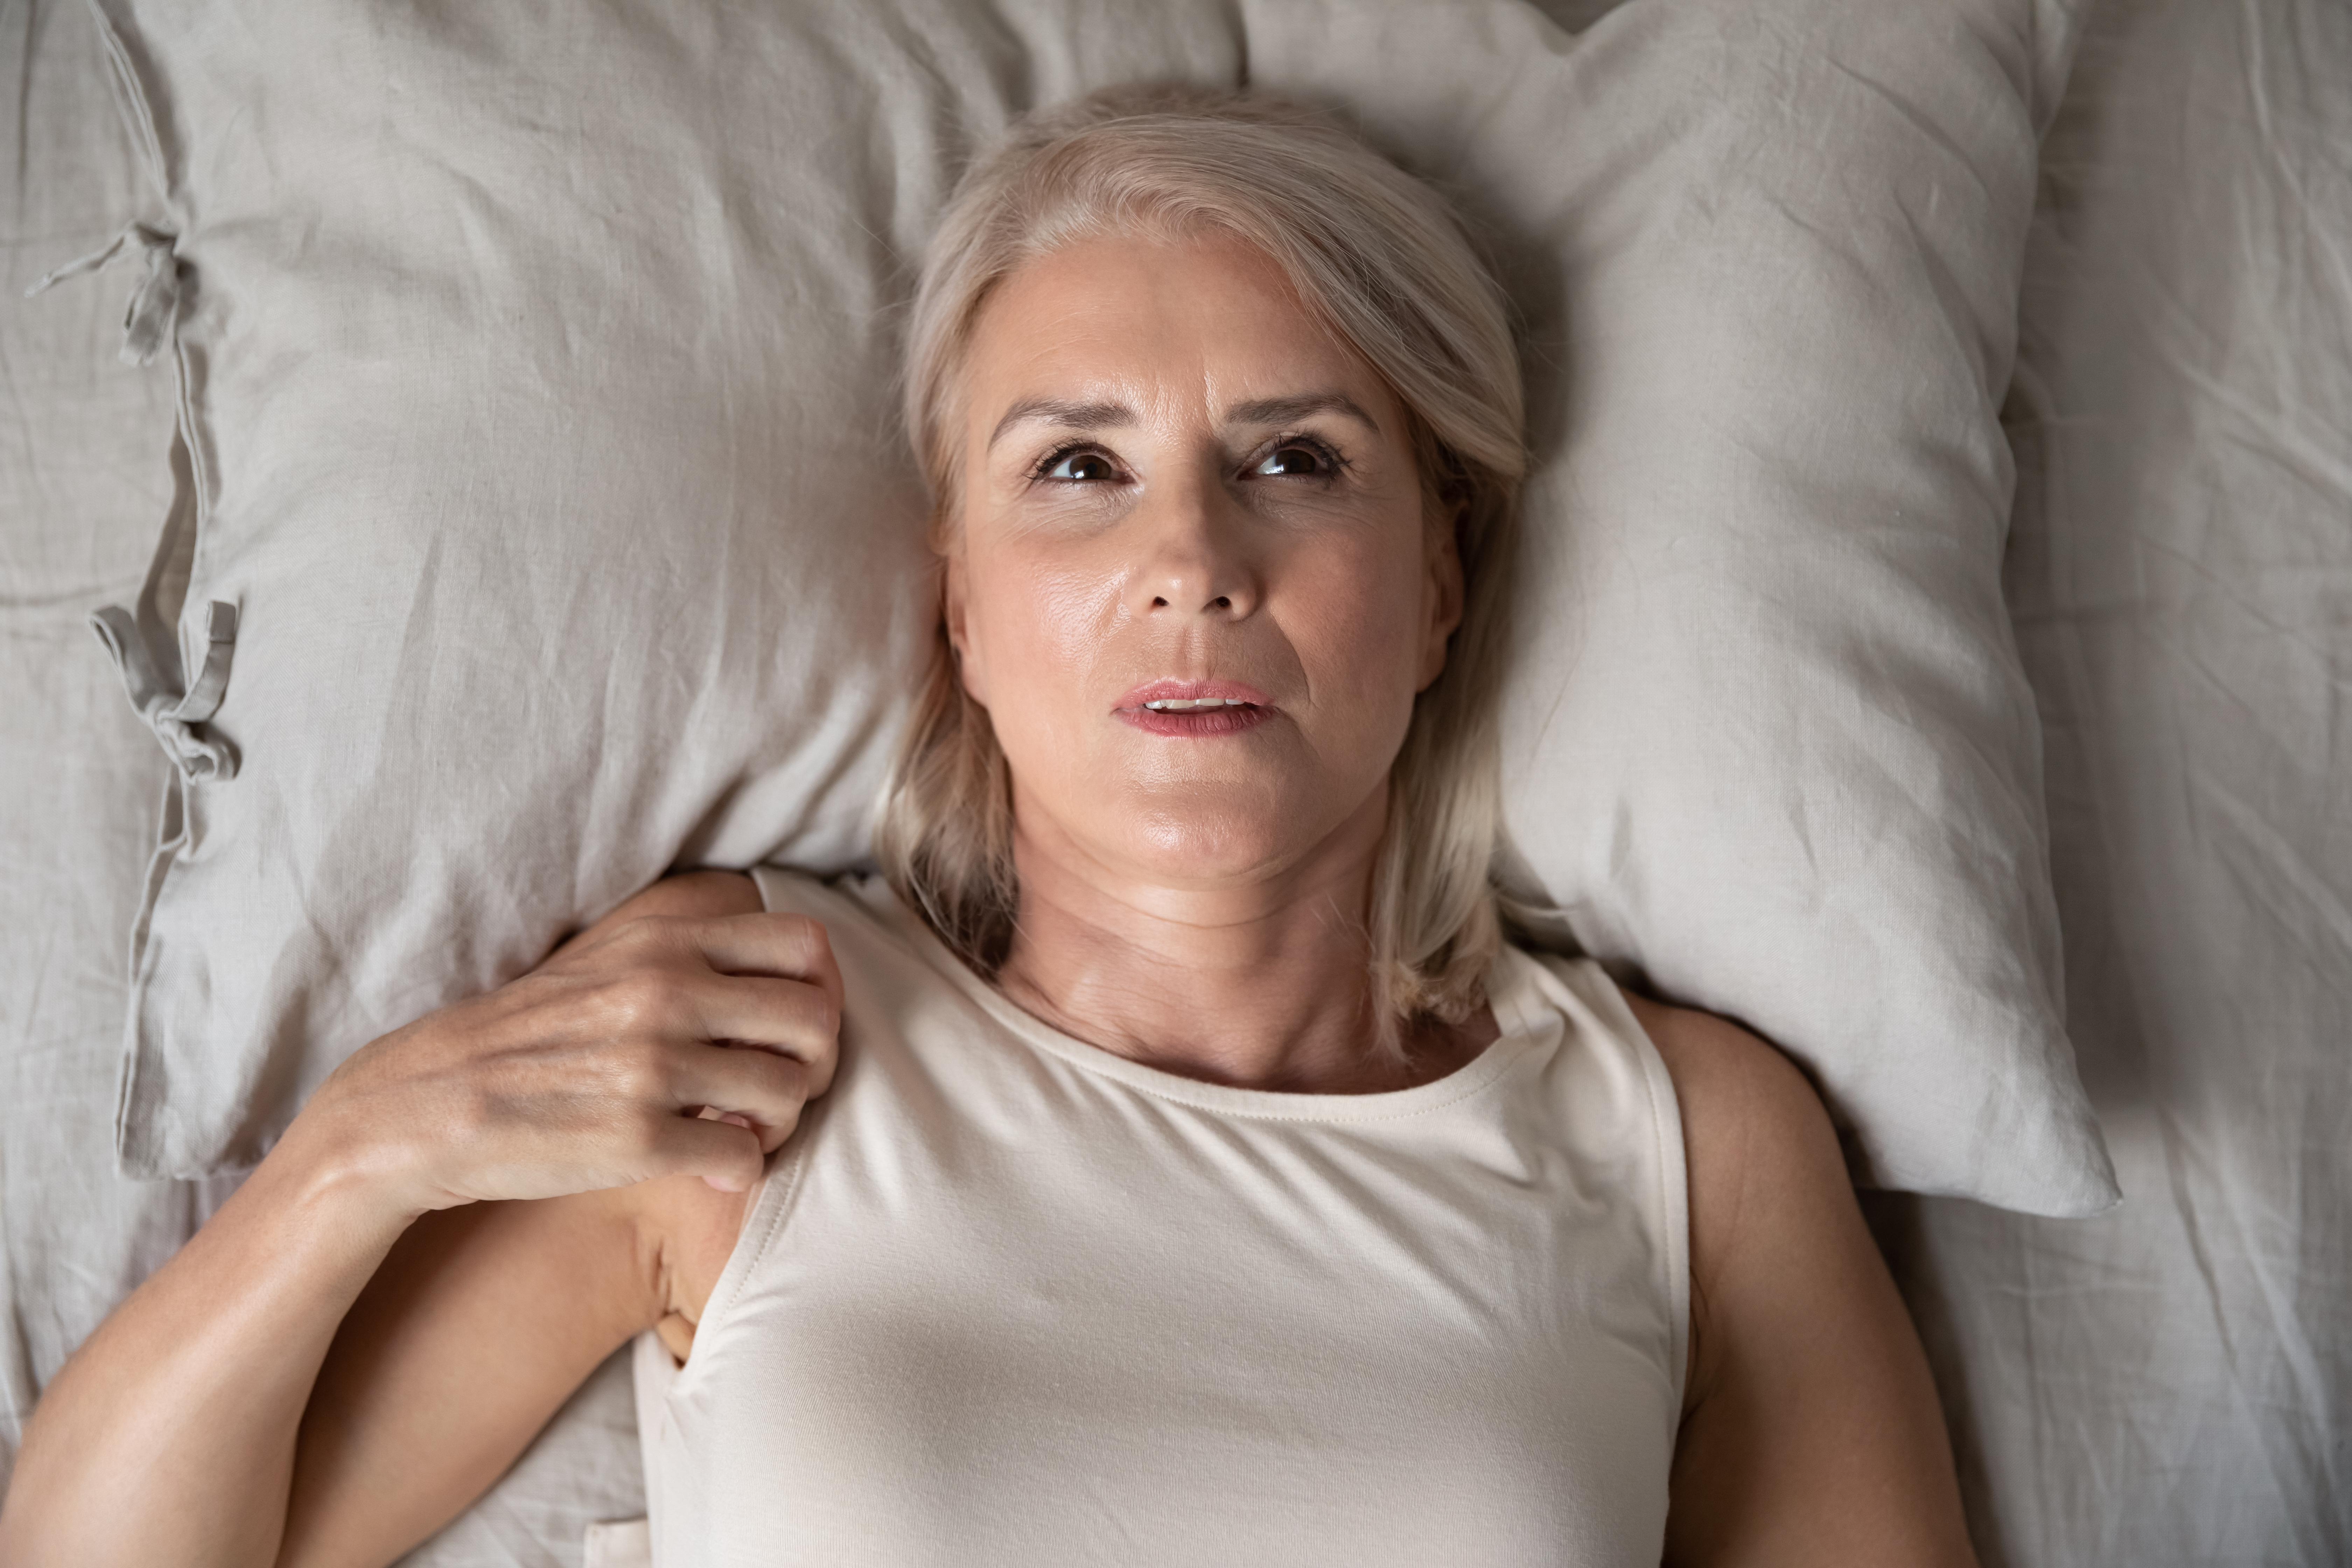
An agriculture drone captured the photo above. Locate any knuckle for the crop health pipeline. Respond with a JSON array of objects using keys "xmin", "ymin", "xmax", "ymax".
[
  {"xmin": 616, "ymin": 914, "xmax": 686, "ymax": 962},
  {"xmin": 782, "ymin": 914, "xmax": 832, "ymax": 966},
  {"xmin": 763, "ymin": 1051, "xmax": 812, "ymax": 1101},
  {"xmin": 806, "ymin": 985, "xmax": 841, "ymax": 1041},
  {"xmin": 726, "ymin": 1044, "xmax": 789, "ymax": 1097},
  {"xmin": 608, "ymin": 970, "xmax": 680, "ymax": 1031},
  {"xmin": 621, "ymin": 912, "xmax": 676, "ymax": 942},
  {"xmin": 610, "ymin": 1038, "xmax": 674, "ymax": 1102}
]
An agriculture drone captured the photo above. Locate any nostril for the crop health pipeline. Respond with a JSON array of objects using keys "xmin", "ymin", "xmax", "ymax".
[
  {"xmin": 1152, "ymin": 596, "xmax": 1170, "ymax": 608},
  {"xmin": 1211, "ymin": 595, "xmax": 1231, "ymax": 610}
]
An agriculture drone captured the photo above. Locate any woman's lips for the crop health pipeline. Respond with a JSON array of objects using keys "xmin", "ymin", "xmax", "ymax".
[{"xmin": 1113, "ymin": 679, "xmax": 1278, "ymax": 736}]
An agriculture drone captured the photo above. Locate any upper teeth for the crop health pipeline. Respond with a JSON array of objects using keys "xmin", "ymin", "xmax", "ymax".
[{"xmin": 1144, "ymin": 697, "xmax": 1250, "ymax": 710}]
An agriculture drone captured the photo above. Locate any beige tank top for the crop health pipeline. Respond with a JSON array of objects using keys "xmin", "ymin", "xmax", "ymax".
[{"xmin": 632, "ymin": 869, "xmax": 1688, "ymax": 1566}]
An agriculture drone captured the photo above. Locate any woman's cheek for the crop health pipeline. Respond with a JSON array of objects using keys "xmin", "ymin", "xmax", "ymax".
[
  {"xmin": 981, "ymin": 553, "xmax": 1112, "ymax": 751},
  {"xmin": 1282, "ymin": 540, "xmax": 1423, "ymax": 719}
]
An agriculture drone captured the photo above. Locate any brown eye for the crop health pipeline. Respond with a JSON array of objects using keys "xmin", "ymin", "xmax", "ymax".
[
  {"xmin": 1254, "ymin": 442, "xmax": 1329, "ymax": 478},
  {"xmin": 1042, "ymin": 450, "xmax": 1119, "ymax": 482}
]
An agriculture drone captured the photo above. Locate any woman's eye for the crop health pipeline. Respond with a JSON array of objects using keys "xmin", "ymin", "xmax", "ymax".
[
  {"xmin": 1042, "ymin": 450, "xmax": 1119, "ymax": 483},
  {"xmin": 1253, "ymin": 442, "xmax": 1330, "ymax": 478}
]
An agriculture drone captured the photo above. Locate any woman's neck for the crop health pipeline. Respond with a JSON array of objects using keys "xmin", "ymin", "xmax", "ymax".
[{"xmin": 994, "ymin": 788, "xmax": 1489, "ymax": 1095}]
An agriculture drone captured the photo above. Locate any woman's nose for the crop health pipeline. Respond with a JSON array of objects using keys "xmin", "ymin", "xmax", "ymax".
[{"xmin": 1129, "ymin": 474, "xmax": 1260, "ymax": 621}]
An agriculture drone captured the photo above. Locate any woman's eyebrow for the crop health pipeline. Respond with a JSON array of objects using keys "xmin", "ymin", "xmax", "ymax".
[
  {"xmin": 989, "ymin": 398, "xmax": 1133, "ymax": 450},
  {"xmin": 1224, "ymin": 392, "xmax": 1380, "ymax": 434}
]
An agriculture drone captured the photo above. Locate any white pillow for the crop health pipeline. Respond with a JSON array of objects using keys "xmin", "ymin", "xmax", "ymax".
[{"xmin": 87, "ymin": 0, "xmax": 2113, "ymax": 1213}]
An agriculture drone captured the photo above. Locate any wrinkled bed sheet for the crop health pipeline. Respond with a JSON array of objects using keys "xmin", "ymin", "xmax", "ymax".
[
  {"xmin": 2, "ymin": 0, "xmax": 2343, "ymax": 1562},
  {"xmin": 0, "ymin": 3, "xmax": 644, "ymax": 1561},
  {"xmin": 1867, "ymin": 0, "xmax": 2352, "ymax": 1562}
]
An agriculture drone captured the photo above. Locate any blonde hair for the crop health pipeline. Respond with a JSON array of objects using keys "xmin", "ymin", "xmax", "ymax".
[{"xmin": 875, "ymin": 84, "xmax": 1527, "ymax": 1052}]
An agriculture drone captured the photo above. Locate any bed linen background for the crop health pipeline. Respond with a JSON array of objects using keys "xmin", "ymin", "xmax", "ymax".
[
  {"xmin": 1, "ymin": 1, "xmax": 2343, "ymax": 1564},
  {"xmin": 1863, "ymin": 0, "xmax": 2351, "ymax": 1559},
  {"xmin": 63, "ymin": 0, "xmax": 2107, "ymax": 1215},
  {"xmin": 0, "ymin": 2, "xmax": 654, "ymax": 1555}
]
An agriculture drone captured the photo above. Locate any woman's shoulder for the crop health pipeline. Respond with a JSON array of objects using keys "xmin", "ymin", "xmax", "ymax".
[
  {"xmin": 1502, "ymin": 952, "xmax": 1818, "ymax": 1142},
  {"xmin": 1505, "ymin": 956, "xmax": 1848, "ymax": 1292},
  {"xmin": 1615, "ymin": 991, "xmax": 1849, "ymax": 1292},
  {"xmin": 745, "ymin": 866, "xmax": 923, "ymax": 952},
  {"xmin": 1611, "ymin": 987, "xmax": 1874, "ymax": 1403},
  {"xmin": 1611, "ymin": 988, "xmax": 1978, "ymax": 1559},
  {"xmin": 1614, "ymin": 990, "xmax": 1840, "ymax": 1188},
  {"xmin": 608, "ymin": 864, "xmax": 909, "ymax": 935}
]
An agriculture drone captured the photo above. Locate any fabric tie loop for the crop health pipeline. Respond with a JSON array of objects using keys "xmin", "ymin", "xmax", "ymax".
[
  {"xmin": 90, "ymin": 600, "xmax": 241, "ymax": 781},
  {"xmin": 25, "ymin": 222, "xmax": 182, "ymax": 367}
]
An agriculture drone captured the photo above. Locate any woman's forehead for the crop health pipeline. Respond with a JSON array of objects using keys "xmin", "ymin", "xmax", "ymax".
[{"xmin": 962, "ymin": 233, "xmax": 1395, "ymax": 436}]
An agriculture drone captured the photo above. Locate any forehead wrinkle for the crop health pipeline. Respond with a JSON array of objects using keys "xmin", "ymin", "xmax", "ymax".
[
  {"xmin": 987, "ymin": 397, "xmax": 1136, "ymax": 451},
  {"xmin": 1222, "ymin": 391, "xmax": 1383, "ymax": 437}
]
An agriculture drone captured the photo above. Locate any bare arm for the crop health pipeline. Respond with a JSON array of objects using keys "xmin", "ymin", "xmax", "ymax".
[
  {"xmin": 275, "ymin": 1169, "xmax": 743, "ymax": 1564},
  {"xmin": 0, "ymin": 870, "xmax": 821, "ymax": 1568},
  {"xmin": 1628, "ymin": 995, "xmax": 1977, "ymax": 1568}
]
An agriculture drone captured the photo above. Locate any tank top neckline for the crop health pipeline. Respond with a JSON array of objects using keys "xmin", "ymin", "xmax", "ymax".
[{"xmin": 844, "ymin": 875, "xmax": 1553, "ymax": 1126}]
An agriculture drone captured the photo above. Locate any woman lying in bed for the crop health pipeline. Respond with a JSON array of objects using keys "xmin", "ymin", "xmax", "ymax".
[{"xmin": 2, "ymin": 88, "xmax": 1976, "ymax": 1567}]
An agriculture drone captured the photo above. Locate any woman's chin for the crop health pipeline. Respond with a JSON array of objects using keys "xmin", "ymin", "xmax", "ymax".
[
  {"xmin": 1009, "ymin": 768, "xmax": 1385, "ymax": 899},
  {"xmin": 1099, "ymin": 799, "xmax": 1370, "ymax": 895}
]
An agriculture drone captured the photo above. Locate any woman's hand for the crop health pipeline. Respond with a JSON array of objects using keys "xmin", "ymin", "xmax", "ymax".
[
  {"xmin": 293, "ymin": 872, "xmax": 841, "ymax": 1220},
  {"xmin": 0, "ymin": 870, "xmax": 820, "ymax": 1568}
]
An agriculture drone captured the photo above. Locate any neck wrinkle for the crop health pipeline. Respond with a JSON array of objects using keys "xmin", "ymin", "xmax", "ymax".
[{"xmin": 996, "ymin": 780, "xmax": 1412, "ymax": 1095}]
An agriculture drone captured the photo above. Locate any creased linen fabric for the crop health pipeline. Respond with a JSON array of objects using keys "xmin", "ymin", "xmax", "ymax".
[
  {"xmin": 84, "ymin": 0, "xmax": 2108, "ymax": 1212},
  {"xmin": 1, "ymin": 6, "xmax": 644, "ymax": 1558},
  {"xmin": 0, "ymin": 0, "xmax": 196, "ymax": 1498},
  {"xmin": 1880, "ymin": 0, "xmax": 2352, "ymax": 1559}
]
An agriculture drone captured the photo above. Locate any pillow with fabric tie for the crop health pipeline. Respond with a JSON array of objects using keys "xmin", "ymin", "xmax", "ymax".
[{"xmin": 70, "ymin": 0, "xmax": 2113, "ymax": 1214}]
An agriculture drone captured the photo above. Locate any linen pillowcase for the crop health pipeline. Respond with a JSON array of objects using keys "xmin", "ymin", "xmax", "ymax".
[
  {"xmin": 83, "ymin": 0, "xmax": 2113, "ymax": 1213},
  {"xmin": 1270, "ymin": 0, "xmax": 2119, "ymax": 1212}
]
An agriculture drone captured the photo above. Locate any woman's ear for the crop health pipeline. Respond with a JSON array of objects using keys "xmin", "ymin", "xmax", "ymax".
[
  {"xmin": 944, "ymin": 550, "xmax": 990, "ymax": 707},
  {"xmin": 1418, "ymin": 507, "xmax": 1468, "ymax": 692}
]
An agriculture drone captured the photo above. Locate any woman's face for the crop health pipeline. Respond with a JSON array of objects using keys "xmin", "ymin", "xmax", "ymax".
[{"xmin": 948, "ymin": 229, "xmax": 1462, "ymax": 895}]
